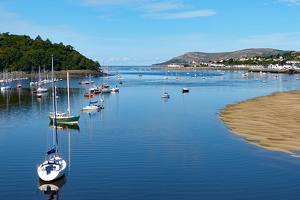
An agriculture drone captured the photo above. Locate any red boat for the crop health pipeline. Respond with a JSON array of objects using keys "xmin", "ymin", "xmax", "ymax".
[{"xmin": 84, "ymin": 93, "xmax": 94, "ymax": 98}]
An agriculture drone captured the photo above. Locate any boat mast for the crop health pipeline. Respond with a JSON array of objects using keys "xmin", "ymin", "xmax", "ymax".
[
  {"xmin": 51, "ymin": 55, "xmax": 56, "ymax": 152},
  {"xmin": 67, "ymin": 72, "xmax": 70, "ymax": 117}
]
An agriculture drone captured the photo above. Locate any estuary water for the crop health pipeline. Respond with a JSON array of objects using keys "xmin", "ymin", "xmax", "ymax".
[{"xmin": 1, "ymin": 67, "xmax": 300, "ymax": 199}]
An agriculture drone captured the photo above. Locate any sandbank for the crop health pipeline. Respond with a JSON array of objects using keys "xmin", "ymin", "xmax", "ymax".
[{"xmin": 219, "ymin": 90, "xmax": 300, "ymax": 157}]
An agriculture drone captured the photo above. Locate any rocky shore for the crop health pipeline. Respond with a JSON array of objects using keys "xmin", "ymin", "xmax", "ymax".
[{"xmin": 8, "ymin": 69, "xmax": 105, "ymax": 79}]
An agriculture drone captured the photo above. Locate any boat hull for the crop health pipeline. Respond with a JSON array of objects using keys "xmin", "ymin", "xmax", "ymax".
[
  {"xmin": 83, "ymin": 105, "xmax": 102, "ymax": 110},
  {"xmin": 49, "ymin": 116, "xmax": 80, "ymax": 125},
  {"xmin": 37, "ymin": 157, "xmax": 67, "ymax": 182}
]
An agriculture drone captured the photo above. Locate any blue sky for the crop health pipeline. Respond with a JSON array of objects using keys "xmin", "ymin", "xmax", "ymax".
[{"xmin": 1, "ymin": 0, "xmax": 300, "ymax": 66}]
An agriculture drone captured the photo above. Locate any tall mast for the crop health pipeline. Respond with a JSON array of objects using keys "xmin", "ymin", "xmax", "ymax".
[
  {"xmin": 67, "ymin": 72, "xmax": 70, "ymax": 117},
  {"xmin": 51, "ymin": 55, "xmax": 56, "ymax": 150}
]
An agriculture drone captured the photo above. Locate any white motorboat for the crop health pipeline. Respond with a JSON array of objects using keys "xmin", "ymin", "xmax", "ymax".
[
  {"xmin": 37, "ymin": 86, "xmax": 48, "ymax": 93},
  {"xmin": 161, "ymin": 92, "xmax": 170, "ymax": 99},
  {"xmin": 111, "ymin": 86, "xmax": 119, "ymax": 93},
  {"xmin": 100, "ymin": 83, "xmax": 111, "ymax": 93}
]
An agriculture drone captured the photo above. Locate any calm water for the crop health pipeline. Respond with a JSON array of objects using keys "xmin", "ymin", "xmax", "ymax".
[{"xmin": 1, "ymin": 67, "xmax": 300, "ymax": 199}]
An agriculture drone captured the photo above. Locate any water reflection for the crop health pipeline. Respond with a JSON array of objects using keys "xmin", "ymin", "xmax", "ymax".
[
  {"xmin": 38, "ymin": 176, "xmax": 66, "ymax": 200},
  {"xmin": 49, "ymin": 123, "xmax": 80, "ymax": 130}
]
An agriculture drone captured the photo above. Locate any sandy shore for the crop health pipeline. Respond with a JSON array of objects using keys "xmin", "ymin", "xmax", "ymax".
[{"xmin": 219, "ymin": 90, "xmax": 300, "ymax": 157}]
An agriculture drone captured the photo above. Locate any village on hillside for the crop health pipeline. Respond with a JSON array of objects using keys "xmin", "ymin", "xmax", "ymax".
[{"xmin": 167, "ymin": 53, "xmax": 300, "ymax": 72}]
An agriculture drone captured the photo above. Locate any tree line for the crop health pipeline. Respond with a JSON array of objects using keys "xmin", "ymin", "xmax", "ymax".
[{"xmin": 0, "ymin": 32, "xmax": 100, "ymax": 72}]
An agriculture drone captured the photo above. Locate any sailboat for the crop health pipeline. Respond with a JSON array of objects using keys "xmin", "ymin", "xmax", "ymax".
[
  {"xmin": 49, "ymin": 72, "xmax": 80, "ymax": 125},
  {"xmin": 37, "ymin": 66, "xmax": 48, "ymax": 93},
  {"xmin": 161, "ymin": 79, "xmax": 170, "ymax": 99},
  {"xmin": 0, "ymin": 70, "xmax": 11, "ymax": 91},
  {"xmin": 182, "ymin": 72, "xmax": 189, "ymax": 93},
  {"xmin": 17, "ymin": 70, "xmax": 22, "ymax": 88},
  {"xmin": 37, "ymin": 55, "xmax": 67, "ymax": 181}
]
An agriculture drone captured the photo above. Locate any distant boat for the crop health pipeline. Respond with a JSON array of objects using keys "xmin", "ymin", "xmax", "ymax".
[
  {"xmin": 82, "ymin": 101, "xmax": 104, "ymax": 110},
  {"xmin": 0, "ymin": 85, "xmax": 11, "ymax": 91},
  {"xmin": 37, "ymin": 86, "xmax": 48, "ymax": 93},
  {"xmin": 161, "ymin": 92, "xmax": 170, "ymax": 99},
  {"xmin": 182, "ymin": 88, "xmax": 189, "ymax": 93},
  {"xmin": 100, "ymin": 83, "xmax": 111, "ymax": 93},
  {"xmin": 89, "ymin": 85, "xmax": 101, "ymax": 94},
  {"xmin": 111, "ymin": 85, "xmax": 119, "ymax": 93},
  {"xmin": 17, "ymin": 70, "xmax": 22, "ymax": 88},
  {"xmin": 84, "ymin": 93, "xmax": 94, "ymax": 98},
  {"xmin": 83, "ymin": 75, "xmax": 104, "ymax": 110}
]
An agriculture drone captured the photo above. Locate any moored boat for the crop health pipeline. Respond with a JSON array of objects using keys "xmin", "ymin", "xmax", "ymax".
[
  {"xmin": 82, "ymin": 101, "xmax": 104, "ymax": 110},
  {"xmin": 49, "ymin": 72, "xmax": 80, "ymax": 125},
  {"xmin": 161, "ymin": 92, "xmax": 170, "ymax": 99},
  {"xmin": 182, "ymin": 87, "xmax": 189, "ymax": 93},
  {"xmin": 37, "ymin": 55, "xmax": 67, "ymax": 182}
]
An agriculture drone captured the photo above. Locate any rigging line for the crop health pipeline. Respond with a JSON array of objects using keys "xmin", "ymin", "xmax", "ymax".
[{"xmin": 70, "ymin": 79, "xmax": 80, "ymax": 116}]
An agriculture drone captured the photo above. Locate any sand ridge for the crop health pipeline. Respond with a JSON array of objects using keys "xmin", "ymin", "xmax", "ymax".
[{"xmin": 219, "ymin": 90, "xmax": 300, "ymax": 157}]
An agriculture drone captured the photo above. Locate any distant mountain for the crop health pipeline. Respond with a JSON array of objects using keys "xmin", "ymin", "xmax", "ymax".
[{"xmin": 153, "ymin": 48, "xmax": 296, "ymax": 66}]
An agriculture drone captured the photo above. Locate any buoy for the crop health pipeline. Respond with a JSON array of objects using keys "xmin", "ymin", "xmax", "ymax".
[{"xmin": 80, "ymin": 109, "xmax": 83, "ymax": 111}]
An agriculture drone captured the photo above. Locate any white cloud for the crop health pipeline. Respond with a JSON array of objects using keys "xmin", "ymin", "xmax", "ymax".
[
  {"xmin": 239, "ymin": 32, "xmax": 300, "ymax": 46},
  {"xmin": 79, "ymin": 0, "xmax": 147, "ymax": 6},
  {"xmin": 122, "ymin": 57, "xmax": 131, "ymax": 61},
  {"xmin": 108, "ymin": 58, "xmax": 121, "ymax": 62},
  {"xmin": 144, "ymin": 9, "xmax": 216, "ymax": 19},
  {"xmin": 279, "ymin": 0, "xmax": 300, "ymax": 5},
  {"xmin": 138, "ymin": 2, "xmax": 185, "ymax": 12},
  {"xmin": 75, "ymin": 0, "xmax": 216, "ymax": 20}
]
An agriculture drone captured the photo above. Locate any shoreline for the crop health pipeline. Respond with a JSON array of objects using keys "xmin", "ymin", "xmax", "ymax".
[
  {"xmin": 4, "ymin": 70, "xmax": 105, "ymax": 79},
  {"xmin": 219, "ymin": 90, "xmax": 300, "ymax": 157},
  {"xmin": 153, "ymin": 66, "xmax": 300, "ymax": 74}
]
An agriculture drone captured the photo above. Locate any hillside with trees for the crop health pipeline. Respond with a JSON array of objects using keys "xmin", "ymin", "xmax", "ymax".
[{"xmin": 0, "ymin": 32, "xmax": 100, "ymax": 72}]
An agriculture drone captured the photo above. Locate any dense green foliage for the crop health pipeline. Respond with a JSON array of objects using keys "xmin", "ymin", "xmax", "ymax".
[{"xmin": 0, "ymin": 32, "xmax": 100, "ymax": 72}]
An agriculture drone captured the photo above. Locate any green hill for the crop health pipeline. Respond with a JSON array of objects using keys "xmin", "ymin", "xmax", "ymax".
[
  {"xmin": 154, "ymin": 48, "xmax": 297, "ymax": 65},
  {"xmin": 0, "ymin": 32, "xmax": 100, "ymax": 72}
]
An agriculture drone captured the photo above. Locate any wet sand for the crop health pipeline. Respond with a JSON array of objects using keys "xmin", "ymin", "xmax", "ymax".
[{"xmin": 219, "ymin": 90, "xmax": 300, "ymax": 157}]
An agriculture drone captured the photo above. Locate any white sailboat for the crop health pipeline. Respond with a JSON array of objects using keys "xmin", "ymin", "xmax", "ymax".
[
  {"xmin": 49, "ymin": 72, "xmax": 80, "ymax": 125},
  {"xmin": 161, "ymin": 79, "xmax": 170, "ymax": 99},
  {"xmin": 182, "ymin": 72, "xmax": 189, "ymax": 93},
  {"xmin": 36, "ymin": 66, "xmax": 48, "ymax": 93},
  {"xmin": 37, "ymin": 55, "xmax": 67, "ymax": 181},
  {"xmin": 1, "ymin": 70, "xmax": 11, "ymax": 91}
]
